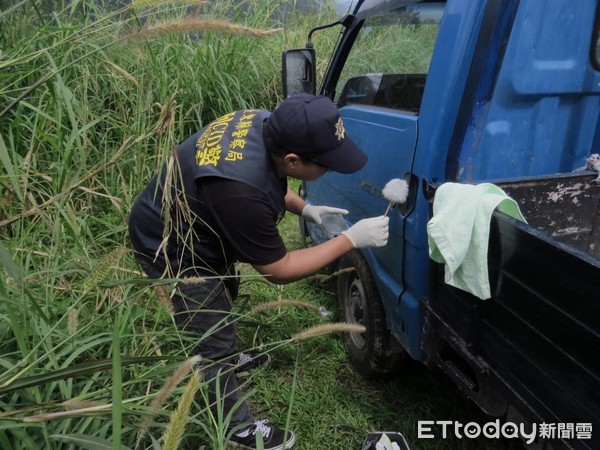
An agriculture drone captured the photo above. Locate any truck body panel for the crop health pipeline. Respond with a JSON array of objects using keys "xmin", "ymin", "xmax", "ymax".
[
  {"xmin": 297, "ymin": 0, "xmax": 600, "ymax": 448},
  {"xmin": 453, "ymin": 0, "xmax": 600, "ymax": 182},
  {"xmin": 424, "ymin": 173, "xmax": 600, "ymax": 440}
]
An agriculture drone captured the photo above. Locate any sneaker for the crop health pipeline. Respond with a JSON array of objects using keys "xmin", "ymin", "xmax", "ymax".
[
  {"xmin": 229, "ymin": 419, "xmax": 295, "ymax": 450},
  {"xmin": 234, "ymin": 352, "xmax": 271, "ymax": 377}
]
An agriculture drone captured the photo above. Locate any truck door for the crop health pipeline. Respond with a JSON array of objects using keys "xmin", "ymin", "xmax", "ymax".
[{"xmin": 304, "ymin": 1, "xmax": 444, "ymax": 357}]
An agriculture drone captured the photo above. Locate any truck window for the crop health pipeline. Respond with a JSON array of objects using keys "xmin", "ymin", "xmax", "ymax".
[{"xmin": 335, "ymin": 2, "xmax": 444, "ymax": 113}]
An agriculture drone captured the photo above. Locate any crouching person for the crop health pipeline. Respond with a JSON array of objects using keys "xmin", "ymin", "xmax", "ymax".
[{"xmin": 128, "ymin": 94, "xmax": 389, "ymax": 449}]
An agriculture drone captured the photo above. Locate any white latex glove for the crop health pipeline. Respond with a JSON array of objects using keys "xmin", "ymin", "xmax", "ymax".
[
  {"xmin": 341, "ymin": 216, "xmax": 389, "ymax": 248},
  {"xmin": 301, "ymin": 204, "xmax": 349, "ymax": 224}
]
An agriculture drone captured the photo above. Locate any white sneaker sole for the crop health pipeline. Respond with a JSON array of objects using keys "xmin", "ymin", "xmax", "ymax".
[{"xmin": 228, "ymin": 432, "xmax": 295, "ymax": 450}]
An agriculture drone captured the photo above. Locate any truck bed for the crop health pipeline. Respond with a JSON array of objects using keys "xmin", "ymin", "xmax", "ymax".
[
  {"xmin": 499, "ymin": 172, "xmax": 600, "ymax": 258},
  {"xmin": 422, "ymin": 172, "xmax": 600, "ymax": 450}
]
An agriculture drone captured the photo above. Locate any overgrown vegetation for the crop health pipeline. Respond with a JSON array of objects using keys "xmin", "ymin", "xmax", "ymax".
[{"xmin": 0, "ymin": 1, "xmax": 523, "ymax": 449}]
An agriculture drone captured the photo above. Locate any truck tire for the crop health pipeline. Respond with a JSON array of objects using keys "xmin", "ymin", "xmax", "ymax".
[{"xmin": 337, "ymin": 250, "xmax": 406, "ymax": 378}]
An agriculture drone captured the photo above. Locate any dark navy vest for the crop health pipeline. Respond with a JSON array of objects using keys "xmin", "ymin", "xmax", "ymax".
[
  {"xmin": 129, "ymin": 109, "xmax": 286, "ymax": 275},
  {"xmin": 175, "ymin": 109, "xmax": 286, "ymax": 216}
]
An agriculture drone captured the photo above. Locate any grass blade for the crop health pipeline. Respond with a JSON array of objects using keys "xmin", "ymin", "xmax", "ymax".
[
  {"xmin": 0, "ymin": 241, "xmax": 21, "ymax": 284},
  {"xmin": 112, "ymin": 306, "xmax": 123, "ymax": 450},
  {"xmin": 0, "ymin": 356, "xmax": 171, "ymax": 394},
  {"xmin": 0, "ymin": 134, "xmax": 24, "ymax": 204},
  {"xmin": 50, "ymin": 433, "xmax": 133, "ymax": 450}
]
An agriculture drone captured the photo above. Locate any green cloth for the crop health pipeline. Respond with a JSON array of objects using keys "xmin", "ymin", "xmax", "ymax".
[{"xmin": 427, "ymin": 183, "xmax": 526, "ymax": 300}]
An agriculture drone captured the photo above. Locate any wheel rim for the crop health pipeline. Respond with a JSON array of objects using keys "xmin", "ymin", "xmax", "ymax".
[{"xmin": 344, "ymin": 274, "xmax": 367, "ymax": 350}]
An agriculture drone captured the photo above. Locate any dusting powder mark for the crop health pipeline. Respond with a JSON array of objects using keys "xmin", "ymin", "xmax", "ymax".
[
  {"xmin": 548, "ymin": 191, "xmax": 562, "ymax": 202},
  {"xmin": 554, "ymin": 227, "xmax": 581, "ymax": 236},
  {"xmin": 572, "ymin": 183, "xmax": 582, "ymax": 189},
  {"xmin": 547, "ymin": 183, "xmax": 585, "ymax": 203}
]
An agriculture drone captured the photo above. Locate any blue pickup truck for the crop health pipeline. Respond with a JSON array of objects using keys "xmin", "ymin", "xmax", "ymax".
[{"xmin": 283, "ymin": 1, "xmax": 600, "ymax": 449}]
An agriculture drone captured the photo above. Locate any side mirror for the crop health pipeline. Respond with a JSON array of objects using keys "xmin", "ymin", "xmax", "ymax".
[{"xmin": 282, "ymin": 48, "xmax": 316, "ymax": 98}]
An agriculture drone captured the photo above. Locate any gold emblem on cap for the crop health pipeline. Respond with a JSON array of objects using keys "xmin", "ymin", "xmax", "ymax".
[{"xmin": 334, "ymin": 117, "xmax": 346, "ymax": 141}]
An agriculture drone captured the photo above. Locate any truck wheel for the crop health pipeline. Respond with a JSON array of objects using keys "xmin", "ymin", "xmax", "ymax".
[{"xmin": 337, "ymin": 250, "xmax": 406, "ymax": 378}]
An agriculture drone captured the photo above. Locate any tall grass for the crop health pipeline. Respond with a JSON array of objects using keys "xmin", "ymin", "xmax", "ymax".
[{"xmin": 0, "ymin": 0, "xmax": 340, "ymax": 448}]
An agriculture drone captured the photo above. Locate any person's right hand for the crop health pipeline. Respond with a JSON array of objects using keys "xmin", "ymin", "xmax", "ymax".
[{"xmin": 341, "ymin": 216, "xmax": 389, "ymax": 248}]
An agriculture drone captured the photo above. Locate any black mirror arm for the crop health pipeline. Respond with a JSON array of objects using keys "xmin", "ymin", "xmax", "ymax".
[{"xmin": 307, "ymin": 14, "xmax": 354, "ymax": 47}]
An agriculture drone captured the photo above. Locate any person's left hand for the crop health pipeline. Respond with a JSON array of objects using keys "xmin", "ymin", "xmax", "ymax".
[{"xmin": 301, "ymin": 204, "xmax": 349, "ymax": 224}]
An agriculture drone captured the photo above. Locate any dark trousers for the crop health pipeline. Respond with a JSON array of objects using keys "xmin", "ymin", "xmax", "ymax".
[{"xmin": 137, "ymin": 259, "xmax": 254, "ymax": 431}]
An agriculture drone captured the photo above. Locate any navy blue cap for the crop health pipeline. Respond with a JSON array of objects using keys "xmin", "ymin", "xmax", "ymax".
[{"xmin": 267, "ymin": 94, "xmax": 368, "ymax": 174}]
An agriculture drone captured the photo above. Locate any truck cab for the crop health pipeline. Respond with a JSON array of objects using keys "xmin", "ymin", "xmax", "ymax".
[{"xmin": 284, "ymin": 1, "xmax": 600, "ymax": 448}]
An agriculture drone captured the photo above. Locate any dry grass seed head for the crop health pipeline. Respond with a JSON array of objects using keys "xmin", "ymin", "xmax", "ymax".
[
  {"xmin": 250, "ymin": 299, "xmax": 323, "ymax": 316},
  {"xmin": 105, "ymin": 60, "xmax": 139, "ymax": 87},
  {"xmin": 141, "ymin": 355, "xmax": 201, "ymax": 432},
  {"xmin": 292, "ymin": 323, "xmax": 366, "ymax": 341},
  {"xmin": 61, "ymin": 400, "xmax": 102, "ymax": 411},
  {"xmin": 307, "ymin": 267, "xmax": 355, "ymax": 283},
  {"xmin": 83, "ymin": 247, "xmax": 128, "ymax": 294},
  {"xmin": 154, "ymin": 284, "xmax": 174, "ymax": 313},
  {"xmin": 67, "ymin": 307, "xmax": 78, "ymax": 335},
  {"xmin": 133, "ymin": 18, "xmax": 282, "ymax": 40},
  {"xmin": 161, "ymin": 370, "xmax": 202, "ymax": 450},
  {"xmin": 130, "ymin": 0, "xmax": 209, "ymax": 10}
]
